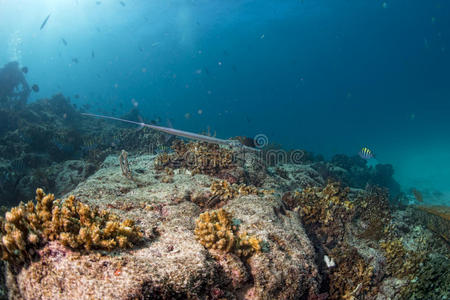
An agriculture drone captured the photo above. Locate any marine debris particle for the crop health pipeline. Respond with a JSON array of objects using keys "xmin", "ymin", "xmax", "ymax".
[
  {"xmin": 119, "ymin": 149, "xmax": 133, "ymax": 179},
  {"xmin": 155, "ymin": 140, "xmax": 234, "ymax": 176},
  {"xmin": 0, "ymin": 188, "xmax": 143, "ymax": 265},
  {"xmin": 194, "ymin": 208, "xmax": 262, "ymax": 257}
]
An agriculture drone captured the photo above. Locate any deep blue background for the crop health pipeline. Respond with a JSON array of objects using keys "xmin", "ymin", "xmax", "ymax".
[{"xmin": 0, "ymin": 0, "xmax": 449, "ymax": 201}]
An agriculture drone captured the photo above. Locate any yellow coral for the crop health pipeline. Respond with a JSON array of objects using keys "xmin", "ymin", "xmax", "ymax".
[
  {"xmin": 0, "ymin": 188, "xmax": 143, "ymax": 265},
  {"xmin": 210, "ymin": 180, "xmax": 267, "ymax": 202},
  {"xmin": 194, "ymin": 208, "xmax": 261, "ymax": 257},
  {"xmin": 380, "ymin": 239, "xmax": 424, "ymax": 279}
]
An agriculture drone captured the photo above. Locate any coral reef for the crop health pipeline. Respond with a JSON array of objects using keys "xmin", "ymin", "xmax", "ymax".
[
  {"xmin": 194, "ymin": 208, "xmax": 262, "ymax": 257},
  {"xmin": 0, "ymin": 94, "xmax": 168, "ymax": 206},
  {"xmin": 1, "ymin": 153, "xmax": 322, "ymax": 299},
  {"xmin": 0, "ymin": 109, "xmax": 447, "ymax": 300},
  {"xmin": 0, "ymin": 188, "xmax": 142, "ymax": 266}
]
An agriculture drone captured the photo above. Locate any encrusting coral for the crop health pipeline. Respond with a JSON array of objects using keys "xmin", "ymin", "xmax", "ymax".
[
  {"xmin": 194, "ymin": 208, "xmax": 262, "ymax": 258},
  {"xmin": 0, "ymin": 188, "xmax": 143, "ymax": 265}
]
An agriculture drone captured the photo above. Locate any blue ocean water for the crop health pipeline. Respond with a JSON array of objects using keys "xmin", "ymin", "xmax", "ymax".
[{"xmin": 1, "ymin": 0, "xmax": 449, "ymax": 204}]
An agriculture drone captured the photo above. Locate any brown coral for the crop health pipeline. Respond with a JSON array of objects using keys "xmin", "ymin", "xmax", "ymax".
[
  {"xmin": 294, "ymin": 182, "xmax": 355, "ymax": 248},
  {"xmin": 328, "ymin": 246, "xmax": 376, "ymax": 300},
  {"xmin": 380, "ymin": 239, "xmax": 424, "ymax": 279},
  {"xmin": 155, "ymin": 140, "xmax": 234, "ymax": 176},
  {"xmin": 290, "ymin": 182, "xmax": 381, "ymax": 299},
  {"xmin": 355, "ymin": 185, "xmax": 391, "ymax": 241},
  {"xmin": 0, "ymin": 188, "xmax": 143, "ymax": 265}
]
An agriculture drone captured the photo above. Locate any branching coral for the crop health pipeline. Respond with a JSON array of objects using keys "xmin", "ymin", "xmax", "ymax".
[
  {"xmin": 155, "ymin": 140, "xmax": 234, "ymax": 176},
  {"xmin": 194, "ymin": 208, "xmax": 261, "ymax": 258},
  {"xmin": 0, "ymin": 188, "xmax": 143, "ymax": 265}
]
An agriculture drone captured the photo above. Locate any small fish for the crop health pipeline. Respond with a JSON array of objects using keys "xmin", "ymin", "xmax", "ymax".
[
  {"xmin": 74, "ymin": 94, "xmax": 80, "ymax": 99},
  {"xmin": 91, "ymin": 50, "xmax": 95, "ymax": 58},
  {"xmin": 72, "ymin": 58, "xmax": 79, "ymax": 64},
  {"xmin": 32, "ymin": 84, "xmax": 40, "ymax": 92},
  {"xmin": 81, "ymin": 137, "xmax": 98, "ymax": 152},
  {"xmin": 21, "ymin": 67, "xmax": 28, "ymax": 74},
  {"xmin": 11, "ymin": 159, "xmax": 26, "ymax": 175},
  {"xmin": 40, "ymin": 14, "xmax": 51, "ymax": 30},
  {"xmin": 120, "ymin": 1, "xmax": 126, "ymax": 6},
  {"xmin": 358, "ymin": 147, "xmax": 374, "ymax": 160},
  {"xmin": 61, "ymin": 38, "xmax": 68, "ymax": 46},
  {"xmin": 96, "ymin": 1, "xmax": 101, "ymax": 5}
]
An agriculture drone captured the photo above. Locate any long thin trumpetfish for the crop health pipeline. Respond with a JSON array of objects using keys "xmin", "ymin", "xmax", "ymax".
[{"xmin": 81, "ymin": 113, "xmax": 259, "ymax": 151}]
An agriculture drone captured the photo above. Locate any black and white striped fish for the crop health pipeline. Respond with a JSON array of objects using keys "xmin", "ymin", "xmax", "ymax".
[{"xmin": 359, "ymin": 147, "xmax": 375, "ymax": 160}]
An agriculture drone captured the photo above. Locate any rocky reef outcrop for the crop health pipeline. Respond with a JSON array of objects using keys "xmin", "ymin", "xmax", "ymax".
[{"xmin": 0, "ymin": 142, "xmax": 448, "ymax": 299}]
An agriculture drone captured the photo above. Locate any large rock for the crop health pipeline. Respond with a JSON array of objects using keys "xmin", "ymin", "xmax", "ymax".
[{"xmin": 5, "ymin": 154, "xmax": 321, "ymax": 300}]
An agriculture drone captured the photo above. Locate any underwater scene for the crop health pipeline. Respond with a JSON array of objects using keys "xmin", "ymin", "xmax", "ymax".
[{"xmin": 0, "ymin": 0, "xmax": 449, "ymax": 299}]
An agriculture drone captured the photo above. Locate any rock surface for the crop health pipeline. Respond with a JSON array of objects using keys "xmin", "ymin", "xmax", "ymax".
[{"xmin": 5, "ymin": 153, "xmax": 321, "ymax": 300}]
